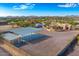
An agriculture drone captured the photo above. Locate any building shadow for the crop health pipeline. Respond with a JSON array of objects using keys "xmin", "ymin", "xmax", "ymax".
[
  {"xmin": 57, "ymin": 36, "xmax": 78, "ymax": 56},
  {"xmin": 28, "ymin": 34, "xmax": 51, "ymax": 44},
  {"xmin": 13, "ymin": 34, "xmax": 51, "ymax": 47}
]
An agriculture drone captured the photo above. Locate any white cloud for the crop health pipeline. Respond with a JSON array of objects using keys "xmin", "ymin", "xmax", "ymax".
[
  {"xmin": 58, "ymin": 3, "xmax": 78, "ymax": 8},
  {"xmin": 13, "ymin": 3, "xmax": 35, "ymax": 10}
]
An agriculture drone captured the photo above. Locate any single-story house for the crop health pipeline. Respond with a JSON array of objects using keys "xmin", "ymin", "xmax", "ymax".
[
  {"xmin": 0, "ymin": 22, "xmax": 8, "ymax": 25},
  {"xmin": 35, "ymin": 23, "xmax": 45, "ymax": 28},
  {"xmin": 0, "ymin": 22, "xmax": 12, "ymax": 31}
]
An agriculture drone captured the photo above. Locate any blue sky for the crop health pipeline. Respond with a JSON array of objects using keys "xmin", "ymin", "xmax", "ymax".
[{"xmin": 0, "ymin": 3, "xmax": 79, "ymax": 16}]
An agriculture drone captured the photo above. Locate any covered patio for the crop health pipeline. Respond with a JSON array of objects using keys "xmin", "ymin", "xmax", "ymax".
[{"xmin": 2, "ymin": 27, "xmax": 48, "ymax": 47}]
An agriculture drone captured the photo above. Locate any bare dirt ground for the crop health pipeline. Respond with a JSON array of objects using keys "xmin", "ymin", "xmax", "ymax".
[
  {"xmin": 68, "ymin": 42, "xmax": 79, "ymax": 56},
  {"xmin": 0, "ymin": 47, "xmax": 11, "ymax": 56},
  {"xmin": 20, "ymin": 30, "xmax": 79, "ymax": 56},
  {"xmin": 0, "ymin": 28, "xmax": 79, "ymax": 56}
]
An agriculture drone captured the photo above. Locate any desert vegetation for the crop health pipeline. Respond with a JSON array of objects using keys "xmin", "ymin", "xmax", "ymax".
[{"xmin": 0, "ymin": 16, "xmax": 79, "ymax": 31}]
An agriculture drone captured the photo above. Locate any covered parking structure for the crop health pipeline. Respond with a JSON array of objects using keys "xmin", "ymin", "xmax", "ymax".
[{"xmin": 2, "ymin": 27, "xmax": 47, "ymax": 47}]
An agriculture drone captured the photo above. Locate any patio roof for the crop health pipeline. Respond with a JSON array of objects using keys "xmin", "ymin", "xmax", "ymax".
[
  {"xmin": 8, "ymin": 27, "xmax": 43, "ymax": 37},
  {"xmin": 2, "ymin": 27, "xmax": 43, "ymax": 41}
]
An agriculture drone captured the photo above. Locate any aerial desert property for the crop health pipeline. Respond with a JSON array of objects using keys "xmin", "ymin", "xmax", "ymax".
[{"xmin": 0, "ymin": 3, "xmax": 79, "ymax": 56}]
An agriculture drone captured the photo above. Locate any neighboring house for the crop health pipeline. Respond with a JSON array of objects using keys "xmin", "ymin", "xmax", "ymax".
[
  {"xmin": 0, "ymin": 22, "xmax": 8, "ymax": 25},
  {"xmin": 35, "ymin": 23, "xmax": 44, "ymax": 28},
  {"xmin": 8, "ymin": 22, "xmax": 19, "ymax": 28},
  {"xmin": 0, "ymin": 22, "xmax": 12, "ymax": 31}
]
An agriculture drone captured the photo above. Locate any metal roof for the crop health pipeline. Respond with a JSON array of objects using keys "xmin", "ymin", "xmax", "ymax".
[
  {"xmin": 2, "ymin": 27, "xmax": 43, "ymax": 41},
  {"xmin": 8, "ymin": 27, "xmax": 43, "ymax": 37}
]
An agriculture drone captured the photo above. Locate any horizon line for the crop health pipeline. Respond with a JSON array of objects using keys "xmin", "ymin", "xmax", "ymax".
[{"xmin": 0, "ymin": 15, "xmax": 79, "ymax": 17}]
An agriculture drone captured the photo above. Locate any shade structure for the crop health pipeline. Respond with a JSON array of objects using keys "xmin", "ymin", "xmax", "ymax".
[
  {"xmin": 2, "ymin": 27, "xmax": 47, "ymax": 47},
  {"xmin": 8, "ymin": 27, "xmax": 43, "ymax": 37},
  {"xmin": 2, "ymin": 27, "xmax": 43, "ymax": 41},
  {"xmin": 2, "ymin": 32, "xmax": 18, "ymax": 41}
]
